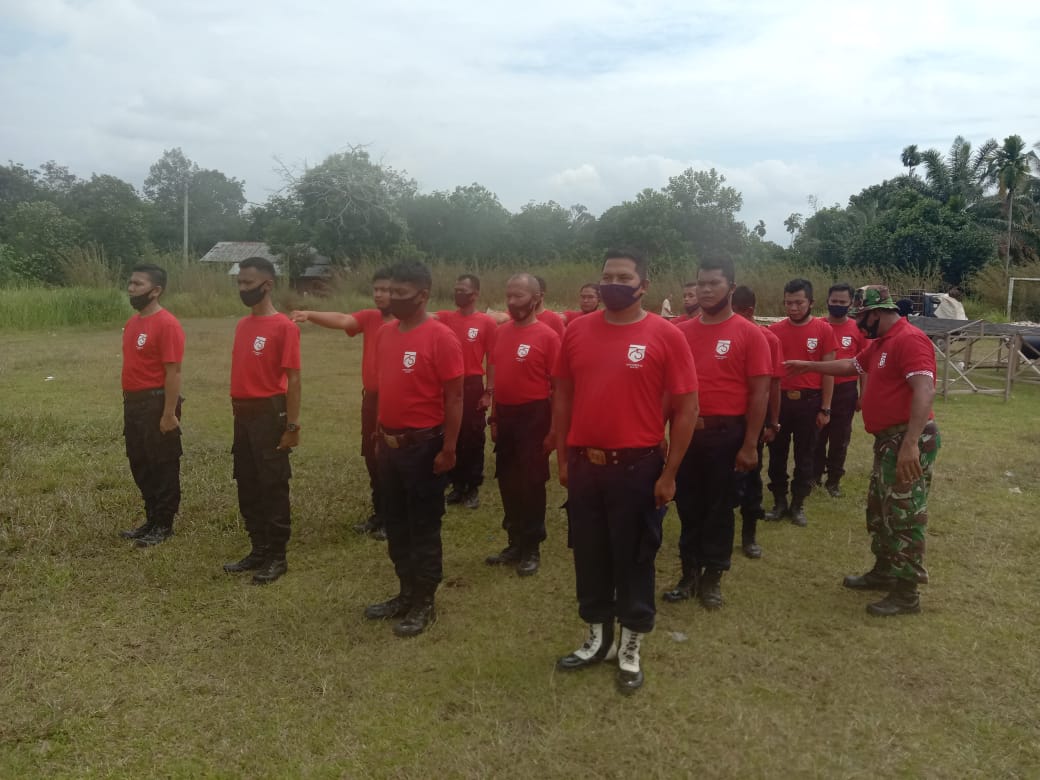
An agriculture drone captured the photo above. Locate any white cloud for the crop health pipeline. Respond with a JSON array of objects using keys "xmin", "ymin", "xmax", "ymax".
[{"xmin": 1, "ymin": 0, "xmax": 1039, "ymax": 244}]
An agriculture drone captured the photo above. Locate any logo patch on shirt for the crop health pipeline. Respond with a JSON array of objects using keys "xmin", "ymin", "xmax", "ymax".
[
  {"xmin": 806, "ymin": 337, "xmax": 818, "ymax": 351},
  {"xmin": 841, "ymin": 335, "xmax": 853, "ymax": 348},
  {"xmin": 517, "ymin": 344, "xmax": 530, "ymax": 358},
  {"xmin": 403, "ymin": 351, "xmax": 417, "ymax": 369},
  {"xmin": 627, "ymin": 344, "xmax": 646, "ymax": 363},
  {"xmin": 879, "ymin": 352, "xmax": 888, "ymax": 368},
  {"xmin": 467, "ymin": 327, "xmax": 479, "ymax": 341},
  {"xmin": 253, "ymin": 336, "xmax": 267, "ymax": 354},
  {"xmin": 136, "ymin": 333, "xmax": 147, "ymax": 349},
  {"xmin": 715, "ymin": 339, "xmax": 731, "ymax": 356}
]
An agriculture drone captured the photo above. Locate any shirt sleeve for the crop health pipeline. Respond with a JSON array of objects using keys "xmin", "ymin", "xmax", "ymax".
[
  {"xmin": 744, "ymin": 326, "xmax": 772, "ymax": 378},
  {"xmin": 662, "ymin": 324, "xmax": 698, "ymax": 394},
  {"xmin": 901, "ymin": 331, "xmax": 937, "ymax": 380},
  {"xmin": 281, "ymin": 317, "xmax": 302, "ymax": 370},
  {"xmin": 159, "ymin": 317, "xmax": 185, "ymax": 364},
  {"xmin": 348, "ymin": 309, "xmax": 376, "ymax": 337}
]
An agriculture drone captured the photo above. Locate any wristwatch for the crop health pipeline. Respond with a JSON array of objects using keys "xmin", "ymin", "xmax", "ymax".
[
  {"xmin": 287, "ymin": 423, "xmax": 301, "ymax": 433},
  {"xmin": 766, "ymin": 422, "xmax": 781, "ymax": 431},
  {"xmin": 820, "ymin": 409, "xmax": 831, "ymax": 416}
]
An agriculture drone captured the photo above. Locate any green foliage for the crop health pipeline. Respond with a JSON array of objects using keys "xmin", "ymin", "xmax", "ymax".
[
  {"xmin": 0, "ymin": 286, "xmax": 129, "ymax": 330},
  {"xmin": 3, "ymin": 201, "xmax": 83, "ymax": 284}
]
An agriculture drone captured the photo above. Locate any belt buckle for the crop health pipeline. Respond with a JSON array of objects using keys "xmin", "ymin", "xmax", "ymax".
[
  {"xmin": 787, "ymin": 390, "xmax": 801, "ymax": 400},
  {"xmin": 695, "ymin": 417, "xmax": 705, "ymax": 430},
  {"xmin": 383, "ymin": 434, "xmax": 400, "ymax": 449},
  {"xmin": 586, "ymin": 448, "xmax": 607, "ymax": 466}
]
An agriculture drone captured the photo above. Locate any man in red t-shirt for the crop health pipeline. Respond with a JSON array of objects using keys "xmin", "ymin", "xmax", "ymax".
[
  {"xmin": 364, "ymin": 261, "xmax": 464, "ymax": 638},
  {"xmin": 553, "ymin": 249, "xmax": 699, "ymax": 695},
  {"xmin": 292, "ymin": 268, "xmax": 394, "ymax": 538},
  {"xmin": 436, "ymin": 274, "xmax": 497, "ymax": 510},
  {"xmin": 119, "ymin": 264, "xmax": 185, "ymax": 548},
  {"xmin": 533, "ymin": 275, "xmax": 567, "ymax": 337},
  {"xmin": 563, "ymin": 282, "xmax": 601, "ymax": 324},
  {"xmin": 665, "ymin": 259, "xmax": 770, "ymax": 610},
  {"xmin": 224, "ymin": 257, "xmax": 302, "ymax": 586},
  {"xmin": 766, "ymin": 279, "xmax": 837, "ymax": 526},
  {"xmin": 485, "ymin": 273, "xmax": 560, "ymax": 576},
  {"xmin": 671, "ymin": 281, "xmax": 700, "ymax": 324},
  {"xmin": 812, "ymin": 282, "xmax": 866, "ymax": 497},
  {"xmin": 732, "ymin": 286, "xmax": 783, "ymax": 560},
  {"xmin": 786, "ymin": 285, "xmax": 939, "ymax": 616}
]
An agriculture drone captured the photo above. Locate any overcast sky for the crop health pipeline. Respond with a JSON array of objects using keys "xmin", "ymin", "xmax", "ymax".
[{"xmin": 2, "ymin": 0, "xmax": 1039, "ymax": 243}]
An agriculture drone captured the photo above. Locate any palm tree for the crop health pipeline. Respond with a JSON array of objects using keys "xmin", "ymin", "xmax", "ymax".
[
  {"xmin": 901, "ymin": 145, "xmax": 922, "ymax": 178},
  {"xmin": 986, "ymin": 135, "xmax": 1040, "ymax": 271},
  {"xmin": 920, "ymin": 136, "xmax": 996, "ymax": 209}
]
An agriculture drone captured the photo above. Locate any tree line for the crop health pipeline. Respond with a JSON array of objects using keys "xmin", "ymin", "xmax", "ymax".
[{"xmin": 1, "ymin": 135, "xmax": 1037, "ymax": 287}]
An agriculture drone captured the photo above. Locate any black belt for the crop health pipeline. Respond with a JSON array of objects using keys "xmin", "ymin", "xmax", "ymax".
[
  {"xmin": 123, "ymin": 388, "xmax": 164, "ymax": 402},
  {"xmin": 575, "ymin": 446, "xmax": 659, "ymax": 466},
  {"xmin": 696, "ymin": 414, "xmax": 744, "ymax": 430},
  {"xmin": 783, "ymin": 389, "xmax": 821, "ymax": 401},
  {"xmin": 232, "ymin": 395, "xmax": 287, "ymax": 416},
  {"xmin": 379, "ymin": 425, "xmax": 444, "ymax": 450},
  {"xmin": 494, "ymin": 398, "xmax": 551, "ymax": 418}
]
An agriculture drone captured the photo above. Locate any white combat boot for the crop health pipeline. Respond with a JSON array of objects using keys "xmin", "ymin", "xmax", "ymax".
[
  {"xmin": 555, "ymin": 621, "xmax": 617, "ymax": 671},
  {"xmin": 615, "ymin": 626, "xmax": 645, "ymax": 694}
]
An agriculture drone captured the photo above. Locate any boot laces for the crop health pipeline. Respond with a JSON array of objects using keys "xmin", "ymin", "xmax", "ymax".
[
  {"xmin": 619, "ymin": 631, "xmax": 641, "ymax": 670},
  {"xmin": 573, "ymin": 624, "xmax": 602, "ymax": 660}
]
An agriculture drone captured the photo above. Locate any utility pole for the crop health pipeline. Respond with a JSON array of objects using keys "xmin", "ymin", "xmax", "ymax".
[{"xmin": 182, "ymin": 177, "xmax": 189, "ymax": 264}]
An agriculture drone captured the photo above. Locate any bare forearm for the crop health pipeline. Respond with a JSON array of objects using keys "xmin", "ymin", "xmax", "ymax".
[
  {"xmin": 553, "ymin": 383, "xmax": 573, "ymax": 455},
  {"xmin": 745, "ymin": 379, "xmax": 768, "ymax": 448},
  {"xmin": 905, "ymin": 383, "xmax": 934, "ymax": 442},
  {"xmin": 768, "ymin": 379, "xmax": 781, "ymax": 424},
  {"xmin": 663, "ymin": 393, "xmax": 698, "ymax": 479},
  {"xmin": 443, "ymin": 394, "xmax": 463, "ymax": 452},
  {"xmin": 285, "ymin": 371, "xmax": 301, "ymax": 424},
  {"xmin": 305, "ymin": 311, "xmax": 355, "ymax": 331},
  {"xmin": 162, "ymin": 364, "xmax": 182, "ymax": 417}
]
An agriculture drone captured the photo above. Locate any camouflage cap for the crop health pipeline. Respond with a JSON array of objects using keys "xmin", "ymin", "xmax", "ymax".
[{"xmin": 849, "ymin": 285, "xmax": 900, "ymax": 316}]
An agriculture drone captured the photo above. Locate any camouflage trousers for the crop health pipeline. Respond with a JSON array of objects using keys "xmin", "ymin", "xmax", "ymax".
[{"xmin": 866, "ymin": 421, "xmax": 941, "ymax": 584}]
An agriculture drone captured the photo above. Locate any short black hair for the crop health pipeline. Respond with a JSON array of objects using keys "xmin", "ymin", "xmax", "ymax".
[
  {"xmin": 372, "ymin": 267, "xmax": 392, "ymax": 282},
  {"xmin": 784, "ymin": 278, "xmax": 813, "ymax": 301},
  {"xmin": 699, "ymin": 256, "xmax": 736, "ymax": 285},
  {"xmin": 828, "ymin": 282, "xmax": 854, "ymax": 298},
  {"xmin": 732, "ymin": 285, "xmax": 756, "ymax": 310},
  {"xmin": 389, "ymin": 260, "xmax": 432, "ymax": 291},
  {"xmin": 457, "ymin": 273, "xmax": 480, "ymax": 291},
  {"xmin": 683, "ymin": 281, "xmax": 698, "ymax": 289},
  {"xmin": 603, "ymin": 248, "xmax": 649, "ymax": 282},
  {"xmin": 896, "ymin": 298, "xmax": 915, "ymax": 317},
  {"xmin": 580, "ymin": 282, "xmax": 599, "ymax": 295},
  {"xmin": 131, "ymin": 264, "xmax": 167, "ymax": 290},
  {"xmin": 534, "ymin": 275, "xmax": 547, "ymax": 294},
  {"xmin": 239, "ymin": 256, "xmax": 277, "ymax": 280}
]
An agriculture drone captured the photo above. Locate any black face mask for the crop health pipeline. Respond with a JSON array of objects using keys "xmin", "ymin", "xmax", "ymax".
[
  {"xmin": 388, "ymin": 293, "xmax": 423, "ymax": 321},
  {"xmin": 700, "ymin": 296, "xmax": 730, "ymax": 316},
  {"xmin": 129, "ymin": 288, "xmax": 156, "ymax": 311},
  {"xmin": 454, "ymin": 292, "xmax": 476, "ymax": 308},
  {"xmin": 239, "ymin": 283, "xmax": 268, "ymax": 308},
  {"xmin": 599, "ymin": 283, "xmax": 643, "ymax": 312},
  {"xmin": 857, "ymin": 314, "xmax": 881, "ymax": 339},
  {"xmin": 684, "ymin": 303, "xmax": 700, "ymax": 316},
  {"xmin": 508, "ymin": 300, "xmax": 536, "ymax": 322},
  {"xmin": 828, "ymin": 304, "xmax": 850, "ymax": 319}
]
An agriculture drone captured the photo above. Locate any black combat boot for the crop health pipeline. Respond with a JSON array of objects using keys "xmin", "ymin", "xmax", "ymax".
[
  {"xmin": 392, "ymin": 585, "xmax": 436, "ymax": 637},
  {"xmin": 843, "ymin": 560, "xmax": 897, "ymax": 591},
  {"xmin": 223, "ymin": 545, "xmax": 268, "ymax": 573},
  {"xmin": 364, "ymin": 579, "xmax": 413, "ymax": 619},
  {"xmin": 252, "ymin": 556, "xmax": 288, "ymax": 585},
  {"xmin": 134, "ymin": 522, "xmax": 173, "ymax": 548},
  {"xmin": 789, "ymin": 500, "xmax": 809, "ymax": 527},
  {"xmin": 825, "ymin": 482, "xmax": 842, "ymax": 498},
  {"xmin": 741, "ymin": 538, "xmax": 763, "ymax": 559},
  {"xmin": 120, "ymin": 517, "xmax": 153, "ymax": 540},
  {"xmin": 662, "ymin": 564, "xmax": 698, "ymax": 602},
  {"xmin": 516, "ymin": 547, "xmax": 540, "ymax": 577},
  {"xmin": 764, "ymin": 495, "xmax": 789, "ymax": 521},
  {"xmin": 698, "ymin": 568, "xmax": 724, "ymax": 610},
  {"xmin": 445, "ymin": 486, "xmax": 465, "ymax": 505},
  {"xmin": 866, "ymin": 580, "xmax": 921, "ymax": 616},
  {"xmin": 485, "ymin": 541, "xmax": 522, "ymax": 566},
  {"xmin": 462, "ymin": 487, "xmax": 480, "ymax": 510},
  {"xmin": 556, "ymin": 621, "xmax": 616, "ymax": 671}
]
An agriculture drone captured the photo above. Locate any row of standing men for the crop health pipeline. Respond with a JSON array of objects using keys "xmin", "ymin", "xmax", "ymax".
[{"xmin": 119, "ymin": 251, "xmax": 939, "ymax": 695}]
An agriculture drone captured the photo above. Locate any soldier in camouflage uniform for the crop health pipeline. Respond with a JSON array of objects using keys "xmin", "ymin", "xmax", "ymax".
[{"xmin": 785, "ymin": 285, "xmax": 939, "ymax": 616}]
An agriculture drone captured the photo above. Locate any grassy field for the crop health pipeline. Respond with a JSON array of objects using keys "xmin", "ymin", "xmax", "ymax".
[{"xmin": 1, "ymin": 317, "xmax": 1039, "ymax": 778}]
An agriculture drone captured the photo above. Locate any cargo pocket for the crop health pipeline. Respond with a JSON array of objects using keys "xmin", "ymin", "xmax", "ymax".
[{"xmin": 259, "ymin": 447, "xmax": 292, "ymax": 483}]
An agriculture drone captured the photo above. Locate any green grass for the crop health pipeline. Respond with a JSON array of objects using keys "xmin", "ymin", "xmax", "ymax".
[{"xmin": 1, "ymin": 319, "xmax": 1039, "ymax": 777}]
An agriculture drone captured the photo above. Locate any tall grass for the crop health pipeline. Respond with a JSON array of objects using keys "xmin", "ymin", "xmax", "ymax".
[{"xmin": 0, "ymin": 287, "xmax": 130, "ymax": 330}]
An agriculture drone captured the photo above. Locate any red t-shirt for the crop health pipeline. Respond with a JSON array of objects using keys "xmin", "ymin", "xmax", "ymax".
[
  {"xmin": 564, "ymin": 310, "xmax": 595, "ymax": 325},
  {"xmin": 854, "ymin": 318, "xmax": 936, "ymax": 434},
  {"xmin": 348, "ymin": 309, "xmax": 389, "ymax": 392},
  {"xmin": 554, "ymin": 311, "xmax": 699, "ymax": 448},
  {"xmin": 769, "ymin": 317, "xmax": 838, "ymax": 390},
  {"xmin": 672, "ymin": 313, "xmax": 694, "ymax": 325},
  {"xmin": 121, "ymin": 309, "xmax": 185, "ymax": 392},
  {"xmin": 376, "ymin": 318, "xmax": 465, "ymax": 429},
  {"xmin": 537, "ymin": 309, "xmax": 566, "ymax": 338},
  {"xmin": 677, "ymin": 314, "xmax": 772, "ymax": 416},
  {"xmin": 436, "ymin": 310, "xmax": 497, "ymax": 377},
  {"xmin": 827, "ymin": 318, "xmax": 867, "ymax": 386},
  {"xmin": 491, "ymin": 320, "xmax": 560, "ymax": 405},
  {"xmin": 230, "ymin": 313, "xmax": 301, "ymax": 399},
  {"xmin": 761, "ymin": 325, "xmax": 785, "ymax": 379}
]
